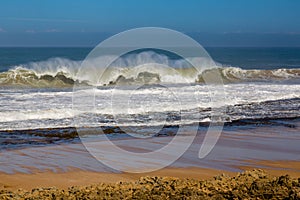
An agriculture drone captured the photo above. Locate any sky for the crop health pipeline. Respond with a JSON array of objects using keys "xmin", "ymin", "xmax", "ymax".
[{"xmin": 0, "ymin": 0, "xmax": 300, "ymax": 47}]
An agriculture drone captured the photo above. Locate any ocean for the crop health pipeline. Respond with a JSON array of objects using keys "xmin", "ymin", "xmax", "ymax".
[{"xmin": 0, "ymin": 47, "xmax": 299, "ymax": 150}]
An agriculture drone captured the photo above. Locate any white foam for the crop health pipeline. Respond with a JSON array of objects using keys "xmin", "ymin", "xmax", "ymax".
[{"xmin": 0, "ymin": 82, "xmax": 299, "ymax": 130}]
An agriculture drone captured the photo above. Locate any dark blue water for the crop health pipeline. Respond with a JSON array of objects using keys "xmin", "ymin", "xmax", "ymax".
[
  {"xmin": 0, "ymin": 47, "xmax": 91, "ymax": 72},
  {"xmin": 206, "ymin": 47, "xmax": 300, "ymax": 69},
  {"xmin": 0, "ymin": 47, "xmax": 300, "ymax": 72}
]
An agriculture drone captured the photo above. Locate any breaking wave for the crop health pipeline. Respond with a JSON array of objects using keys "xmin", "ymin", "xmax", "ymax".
[
  {"xmin": 203, "ymin": 67, "xmax": 300, "ymax": 84},
  {"xmin": 0, "ymin": 53, "xmax": 299, "ymax": 88},
  {"xmin": 0, "ymin": 58, "xmax": 82, "ymax": 88}
]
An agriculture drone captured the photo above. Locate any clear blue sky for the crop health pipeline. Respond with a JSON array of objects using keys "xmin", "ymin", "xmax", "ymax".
[{"xmin": 0, "ymin": 0, "xmax": 300, "ymax": 46}]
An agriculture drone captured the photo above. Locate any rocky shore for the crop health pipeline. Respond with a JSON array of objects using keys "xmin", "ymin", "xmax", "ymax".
[{"xmin": 0, "ymin": 169, "xmax": 299, "ymax": 199}]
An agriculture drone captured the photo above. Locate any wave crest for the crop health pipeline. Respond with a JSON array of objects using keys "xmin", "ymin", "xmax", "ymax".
[
  {"xmin": 0, "ymin": 66, "xmax": 78, "ymax": 87},
  {"xmin": 198, "ymin": 67, "xmax": 300, "ymax": 84}
]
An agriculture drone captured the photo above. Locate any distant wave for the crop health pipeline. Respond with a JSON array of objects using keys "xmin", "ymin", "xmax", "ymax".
[
  {"xmin": 0, "ymin": 54, "xmax": 299, "ymax": 88},
  {"xmin": 203, "ymin": 67, "xmax": 300, "ymax": 84}
]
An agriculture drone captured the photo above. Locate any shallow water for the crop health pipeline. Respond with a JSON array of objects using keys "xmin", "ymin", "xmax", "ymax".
[{"xmin": 0, "ymin": 120, "xmax": 299, "ymax": 174}]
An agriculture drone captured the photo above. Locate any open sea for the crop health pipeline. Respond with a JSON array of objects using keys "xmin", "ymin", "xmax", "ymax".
[{"xmin": 0, "ymin": 47, "xmax": 299, "ymax": 150}]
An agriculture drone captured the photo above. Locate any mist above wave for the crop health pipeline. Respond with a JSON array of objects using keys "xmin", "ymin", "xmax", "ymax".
[{"xmin": 0, "ymin": 51, "xmax": 299, "ymax": 88}]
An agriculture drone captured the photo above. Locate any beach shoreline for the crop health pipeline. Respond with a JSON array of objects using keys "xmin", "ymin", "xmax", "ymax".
[
  {"xmin": 0, "ymin": 166, "xmax": 299, "ymax": 199},
  {"xmin": 1, "ymin": 160, "xmax": 300, "ymax": 191},
  {"xmin": 1, "ymin": 121, "xmax": 300, "ymax": 191}
]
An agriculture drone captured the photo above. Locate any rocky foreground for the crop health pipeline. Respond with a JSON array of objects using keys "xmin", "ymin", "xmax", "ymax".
[{"xmin": 0, "ymin": 169, "xmax": 299, "ymax": 199}]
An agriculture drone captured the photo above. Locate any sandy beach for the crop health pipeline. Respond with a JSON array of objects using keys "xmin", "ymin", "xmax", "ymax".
[
  {"xmin": 1, "ymin": 121, "xmax": 299, "ymax": 193},
  {"xmin": 1, "ymin": 162, "xmax": 300, "ymax": 191}
]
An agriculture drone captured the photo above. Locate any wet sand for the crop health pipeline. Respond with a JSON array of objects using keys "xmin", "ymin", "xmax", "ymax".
[
  {"xmin": 0, "ymin": 122, "xmax": 299, "ymax": 192},
  {"xmin": 0, "ymin": 167, "xmax": 234, "ymax": 191},
  {"xmin": 1, "ymin": 162, "xmax": 300, "ymax": 191}
]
